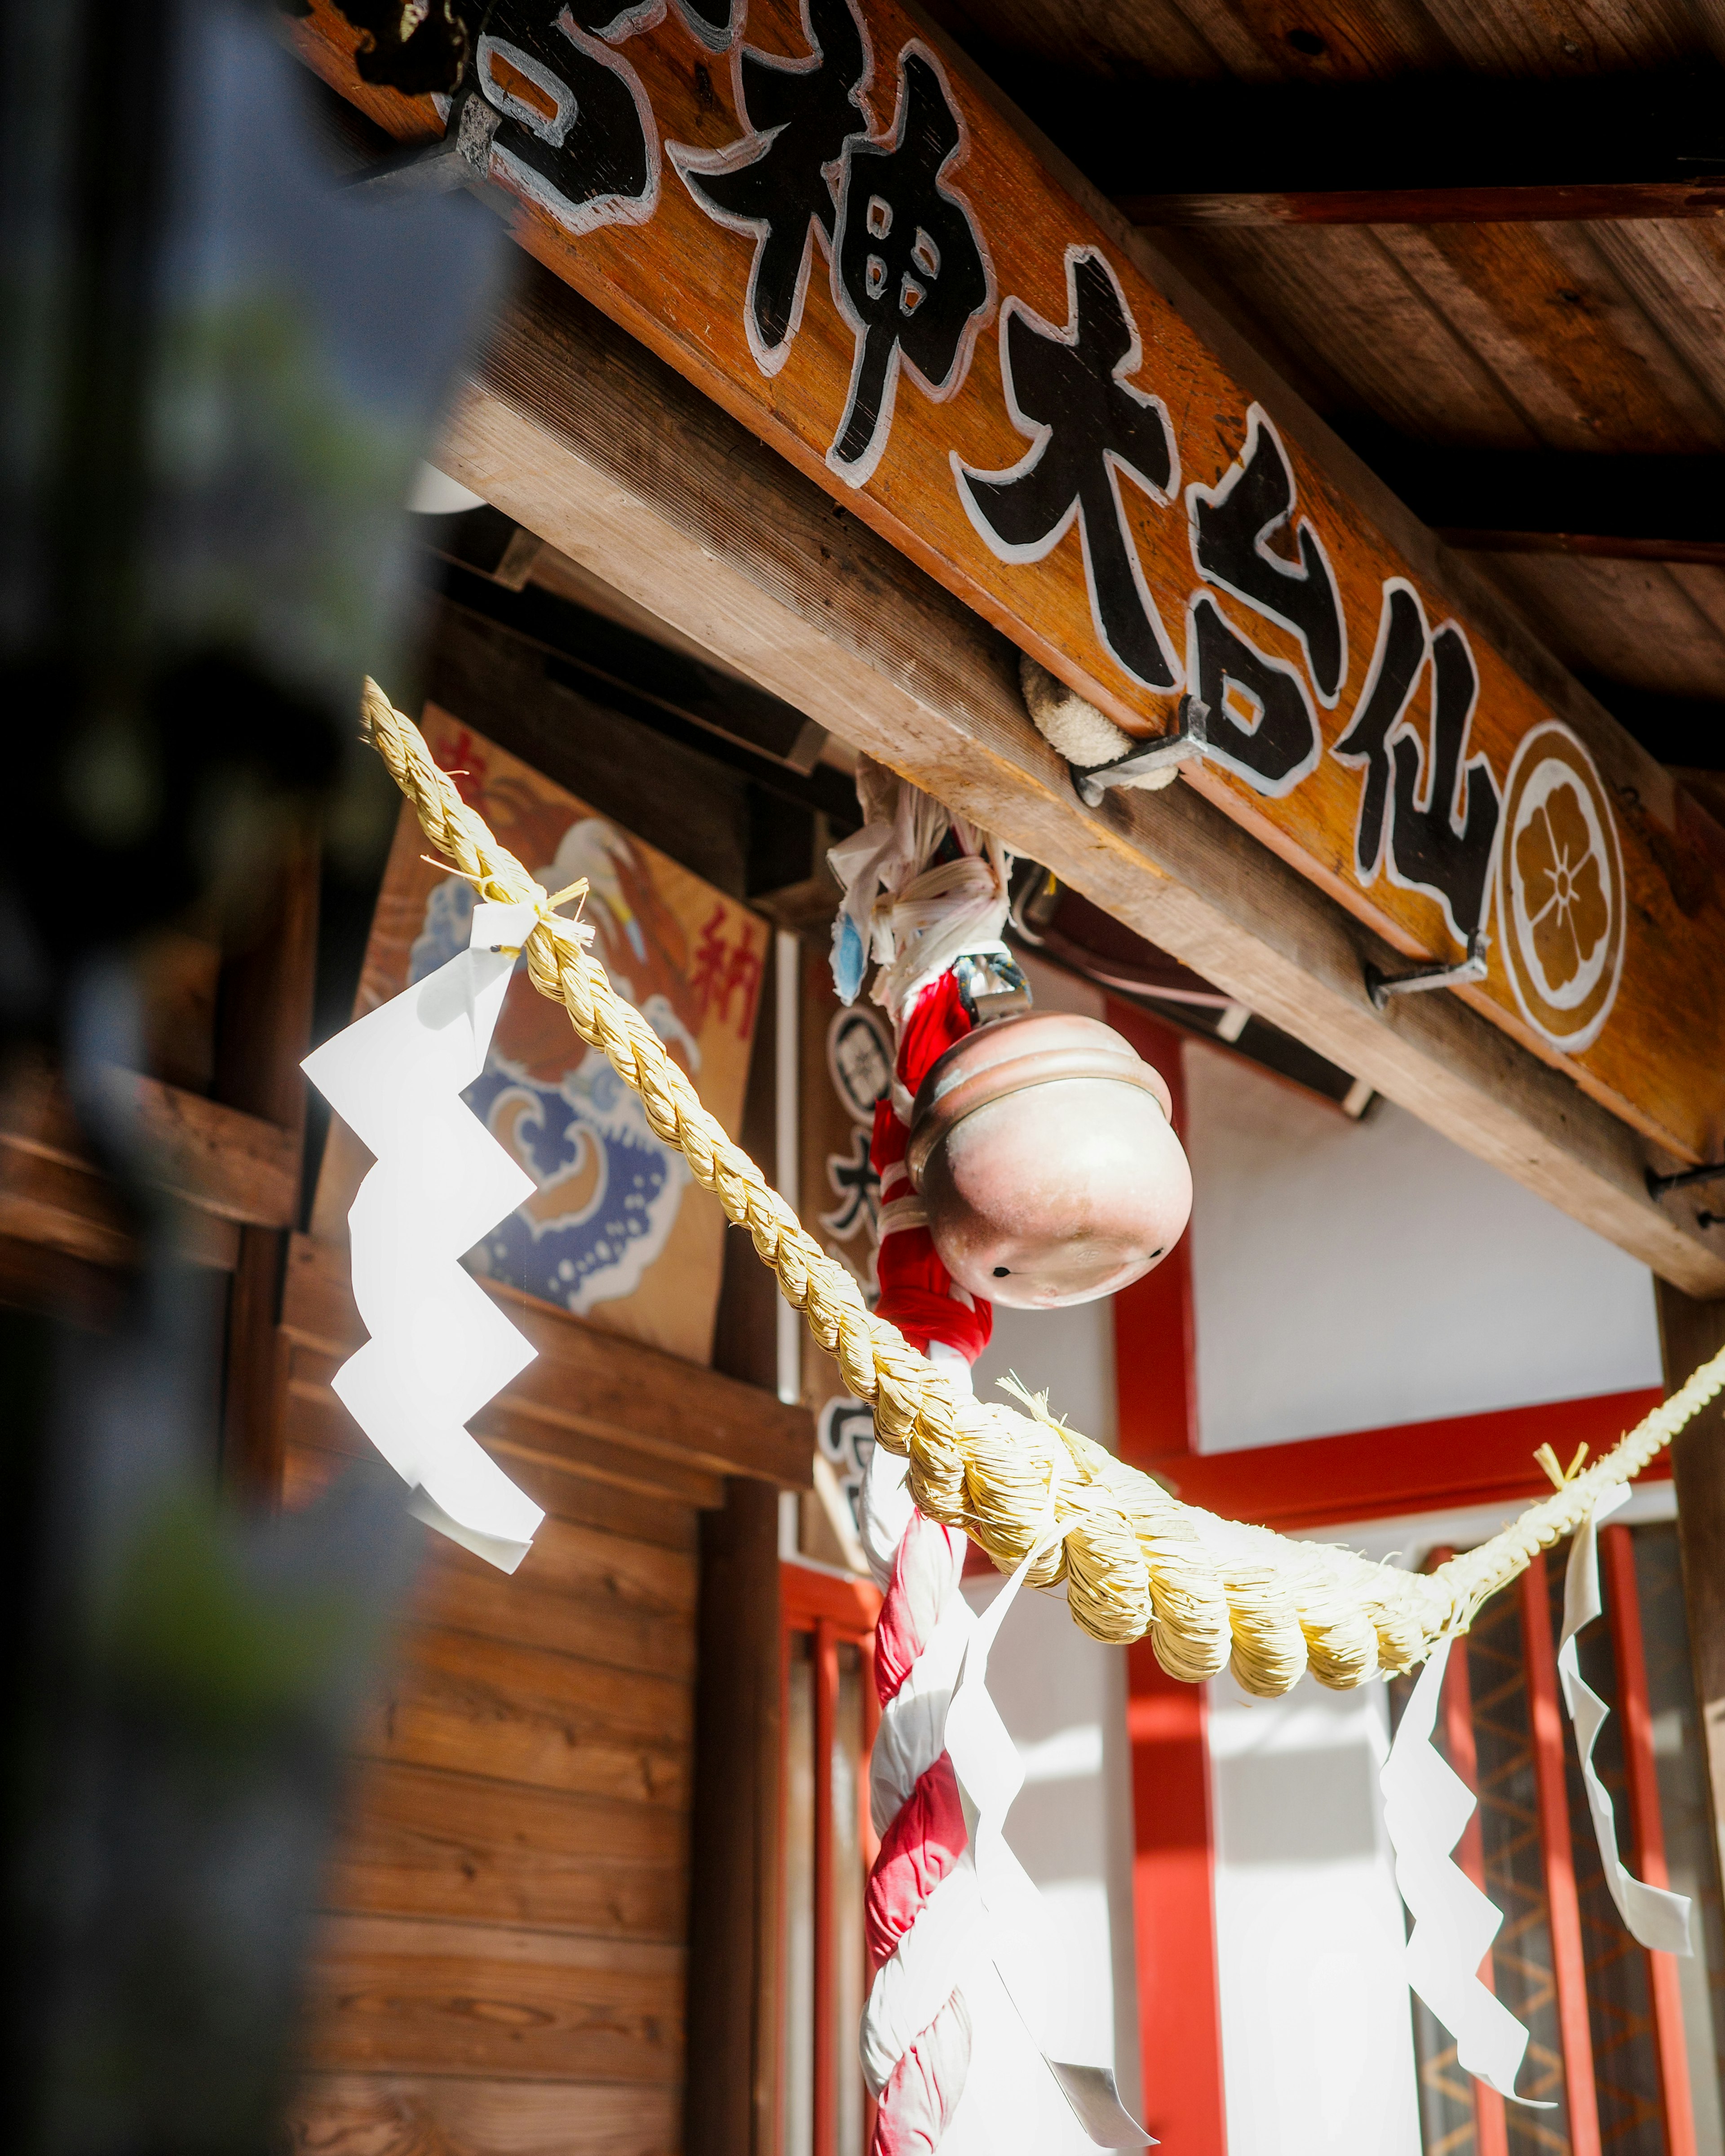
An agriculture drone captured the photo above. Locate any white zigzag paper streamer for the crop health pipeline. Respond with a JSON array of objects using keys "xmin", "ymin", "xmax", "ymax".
[
  {"xmin": 1560, "ymin": 1486, "xmax": 1692, "ymax": 1956},
  {"xmin": 944, "ymin": 1507, "xmax": 1155, "ymax": 2149},
  {"xmin": 1381, "ymin": 1637, "xmax": 1552, "ymax": 2106},
  {"xmin": 302, "ymin": 900, "xmax": 546, "ymax": 1573}
]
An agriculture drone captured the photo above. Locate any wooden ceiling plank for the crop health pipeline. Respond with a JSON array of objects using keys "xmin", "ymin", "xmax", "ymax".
[
  {"xmin": 1587, "ymin": 220, "xmax": 1725, "ymax": 429},
  {"xmin": 1371, "ymin": 220, "xmax": 1724, "ymax": 452},
  {"xmin": 1123, "ymin": 183, "xmax": 1725, "ymax": 224},
  {"xmin": 1659, "ymin": 561, "xmax": 1725, "ymax": 645},
  {"xmin": 1461, "ymin": 552, "xmax": 1725, "ymax": 702},
  {"xmin": 1198, "ymin": 225, "xmax": 1541, "ymax": 446},
  {"xmin": 435, "ymin": 267, "xmax": 1725, "ymax": 1295},
  {"xmin": 1411, "ymin": 0, "xmax": 1701, "ymax": 73}
]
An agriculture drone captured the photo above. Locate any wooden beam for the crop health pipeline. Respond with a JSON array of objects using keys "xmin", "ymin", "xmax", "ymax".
[
  {"xmin": 1119, "ymin": 183, "xmax": 1725, "ymax": 228},
  {"xmin": 282, "ymin": 1231, "xmax": 814, "ymax": 1492},
  {"xmin": 435, "ymin": 266, "xmax": 1725, "ymax": 1295},
  {"xmin": 1339, "ymin": 438, "xmax": 1725, "ymax": 557},
  {"xmin": 291, "ymin": 4, "xmax": 1725, "ymax": 1178},
  {"xmin": 953, "ymin": 58, "xmax": 1725, "ymax": 220},
  {"xmin": 1157, "ymin": 1389, "xmax": 1666, "ymax": 1536}
]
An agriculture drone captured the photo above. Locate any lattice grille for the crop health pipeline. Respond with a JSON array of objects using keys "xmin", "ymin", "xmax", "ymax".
[{"xmin": 1468, "ymin": 1591, "xmax": 1571, "ymax": 2153}]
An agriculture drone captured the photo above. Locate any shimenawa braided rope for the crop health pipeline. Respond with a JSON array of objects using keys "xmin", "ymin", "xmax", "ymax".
[{"xmin": 359, "ymin": 680, "xmax": 1725, "ymax": 1697}]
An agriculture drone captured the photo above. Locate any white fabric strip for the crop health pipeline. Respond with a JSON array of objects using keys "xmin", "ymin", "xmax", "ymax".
[
  {"xmin": 1559, "ymin": 1486, "xmax": 1693, "ymax": 1956},
  {"xmin": 1381, "ymin": 1638, "xmax": 1552, "ymax": 2105},
  {"xmin": 301, "ymin": 900, "xmax": 546, "ymax": 1572}
]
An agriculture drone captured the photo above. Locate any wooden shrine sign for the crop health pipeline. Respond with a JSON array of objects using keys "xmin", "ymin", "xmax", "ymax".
[{"xmin": 293, "ymin": 0, "xmax": 1725, "ymax": 1171}]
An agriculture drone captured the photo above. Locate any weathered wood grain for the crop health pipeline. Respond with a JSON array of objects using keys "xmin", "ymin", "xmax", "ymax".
[
  {"xmin": 1122, "ymin": 184, "xmax": 1725, "ymax": 225},
  {"xmin": 285, "ymin": 2073, "xmax": 679, "ymax": 2156},
  {"xmin": 282, "ymin": 1233, "xmax": 812, "ymax": 1493},
  {"xmin": 283, "ymin": 1430, "xmax": 700, "ymax": 1555},
  {"xmin": 353, "ymin": 1625, "xmax": 693, "ymax": 1808},
  {"xmin": 323, "ymin": 1762, "xmax": 687, "ymax": 1937},
  {"xmin": 299, "ymin": 1914, "xmax": 684, "ymax": 2081},
  {"xmin": 284, "ymin": 1351, "xmax": 728, "ymax": 1516},
  {"xmin": 411, "ymin": 1518, "xmax": 698, "ymax": 1681},
  {"xmin": 432, "ymin": 267, "xmax": 1725, "ymax": 1294}
]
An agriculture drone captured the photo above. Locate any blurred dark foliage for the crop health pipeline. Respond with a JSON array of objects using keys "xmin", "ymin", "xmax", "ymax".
[{"xmin": 0, "ymin": 1, "xmax": 508, "ymax": 2148}]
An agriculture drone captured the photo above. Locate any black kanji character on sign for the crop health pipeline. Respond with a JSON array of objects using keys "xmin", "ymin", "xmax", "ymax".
[
  {"xmin": 827, "ymin": 43, "xmax": 992, "ymax": 487},
  {"xmin": 956, "ymin": 247, "xmax": 1181, "ymax": 691},
  {"xmin": 475, "ymin": 0, "xmax": 659, "ymax": 239},
  {"xmin": 1187, "ymin": 406, "xmax": 1346, "ymax": 705},
  {"xmin": 1184, "ymin": 594, "xmax": 1320, "ymax": 795},
  {"xmin": 820, "ymin": 1127, "xmax": 880, "ymax": 1241},
  {"xmin": 669, "ymin": 0, "xmax": 871, "ymax": 374},
  {"xmin": 1331, "ymin": 579, "xmax": 1503, "ymax": 944}
]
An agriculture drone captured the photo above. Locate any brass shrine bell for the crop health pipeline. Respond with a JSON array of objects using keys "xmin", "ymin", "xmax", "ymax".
[{"xmin": 906, "ymin": 1012, "xmax": 1192, "ymax": 1310}]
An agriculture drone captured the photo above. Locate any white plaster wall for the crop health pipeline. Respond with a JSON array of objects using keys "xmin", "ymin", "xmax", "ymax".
[
  {"xmin": 967, "ymin": 1292, "xmax": 1141, "ymax": 2130},
  {"xmin": 1208, "ymin": 1669, "xmax": 1423, "ymax": 2156},
  {"xmin": 1185, "ymin": 1040, "xmax": 1663, "ymax": 1453}
]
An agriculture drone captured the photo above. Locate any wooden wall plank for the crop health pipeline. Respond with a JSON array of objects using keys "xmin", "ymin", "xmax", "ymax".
[
  {"xmin": 283, "ymin": 1354, "xmax": 728, "ymax": 1516},
  {"xmin": 283, "ymin": 1233, "xmax": 812, "ymax": 1493},
  {"xmin": 283, "ymin": 1428, "xmax": 700, "ymax": 1556},
  {"xmin": 435, "ymin": 266, "xmax": 1725, "ymax": 1295},
  {"xmin": 300, "ymin": 1915, "xmax": 683, "ymax": 2081},
  {"xmin": 285, "ymin": 2074, "xmax": 679, "ymax": 2156},
  {"xmin": 411, "ymin": 1523, "xmax": 699, "ymax": 1682},
  {"xmin": 323, "ymin": 1762, "xmax": 687, "ymax": 1937},
  {"xmin": 352, "ymin": 1626, "xmax": 693, "ymax": 1808}
]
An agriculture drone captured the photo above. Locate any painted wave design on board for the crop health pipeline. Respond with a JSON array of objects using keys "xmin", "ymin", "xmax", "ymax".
[{"xmin": 409, "ymin": 871, "xmax": 688, "ymax": 1315}]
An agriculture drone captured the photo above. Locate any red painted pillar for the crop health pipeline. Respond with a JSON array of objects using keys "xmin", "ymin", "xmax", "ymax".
[
  {"xmin": 1603, "ymin": 1524, "xmax": 1696, "ymax": 2156},
  {"xmin": 1107, "ymin": 1002, "xmax": 1227, "ymax": 2152},
  {"xmin": 1521, "ymin": 1555, "xmax": 1601, "ymax": 2156}
]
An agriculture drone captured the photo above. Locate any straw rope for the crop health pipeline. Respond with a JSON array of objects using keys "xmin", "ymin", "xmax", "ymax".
[{"xmin": 360, "ymin": 680, "xmax": 1725, "ymax": 1696}]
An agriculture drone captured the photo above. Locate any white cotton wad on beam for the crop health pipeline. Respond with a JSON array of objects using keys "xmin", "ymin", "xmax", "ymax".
[
  {"xmin": 301, "ymin": 900, "xmax": 546, "ymax": 1573},
  {"xmin": 1381, "ymin": 1640, "xmax": 1552, "ymax": 2107}
]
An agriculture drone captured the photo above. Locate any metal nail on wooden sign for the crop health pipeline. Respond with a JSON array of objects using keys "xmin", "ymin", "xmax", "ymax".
[{"xmin": 292, "ymin": 0, "xmax": 1725, "ymax": 1167}]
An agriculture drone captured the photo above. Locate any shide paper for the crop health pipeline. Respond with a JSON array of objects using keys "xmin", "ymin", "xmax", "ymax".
[
  {"xmin": 1380, "ymin": 1637, "xmax": 1548, "ymax": 2105},
  {"xmin": 1383, "ymin": 1490, "xmax": 1694, "ymax": 2105},
  {"xmin": 1559, "ymin": 1487, "xmax": 1692, "ymax": 1957},
  {"xmin": 302, "ymin": 900, "xmax": 545, "ymax": 1573},
  {"xmin": 945, "ymin": 1506, "xmax": 1155, "ymax": 2149}
]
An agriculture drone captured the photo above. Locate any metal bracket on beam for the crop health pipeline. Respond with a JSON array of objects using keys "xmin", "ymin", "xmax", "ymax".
[
  {"xmin": 1647, "ymin": 1160, "xmax": 1725, "ymax": 1202},
  {"xmin": 1070, "ymin": 696, "xmax": 1209, "ymax": 808},
  {"xmin": 342, "ymin": 92, "xmax": 501, "ymax": 199},
  {"xmin": 1365, "ymin": 931, "xmax": 1488, "ymax": 1011}
]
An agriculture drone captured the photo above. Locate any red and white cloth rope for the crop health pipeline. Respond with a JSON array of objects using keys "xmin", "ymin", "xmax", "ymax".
[{"xmin": 831, "ymin": 764, "xmax": 1014, "ymax": 2156}]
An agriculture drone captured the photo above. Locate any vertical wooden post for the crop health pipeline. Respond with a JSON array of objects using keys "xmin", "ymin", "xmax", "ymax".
[
  {"xmin": 812, "ymin": 1617, "xmax": 837, "ymax": 2156},
  {"xmin": 1521, "ymin": 1553, "xmax": 1601, "ymax": 2156},
  {"xmin": 1106, "ymin": 1003, "xmax": 1226, "ymax": 2152},
  {"xmin": 212, "ymin": 821, "xmax": 319, "ymax": 1505},
  {"xmin": 1429, "ymin": 1552, "xmax": 1510, "ymax": 2156},
  {"xmin": 1654, "ymin": 1281, "xmax": 1725, "ymax": 1901},
  {"xmin": 1602, "ymin": 1522, "xmax": 1697, "ymax": 2156},
  {"xmin": 688, "ymin": 1479, "xmax": 785, "ymax": 2156}
]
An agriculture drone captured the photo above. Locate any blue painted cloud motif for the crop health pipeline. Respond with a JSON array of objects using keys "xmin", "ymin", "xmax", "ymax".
[{"xmin": 409, "ymin": 870, "xmax": 690, "ymax": 1315}]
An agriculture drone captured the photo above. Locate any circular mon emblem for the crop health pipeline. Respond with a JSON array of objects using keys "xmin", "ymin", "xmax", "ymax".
[{"xmin": 1499, "ymin": 721, "xmax": 1625, "ymax": 1052}]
